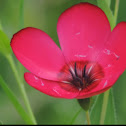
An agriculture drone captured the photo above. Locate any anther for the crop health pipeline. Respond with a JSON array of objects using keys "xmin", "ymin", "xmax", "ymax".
[
  {"xmin": 59, "ymin": 61, "xmax": 104, "ymax": 91},
  {"xmin": 69, "ymin": 69, "xmax": 75, "ymax": 79},
  {"xmin": 75, "ymin": 77, "xmax": 84, "ymax": 87},
  {"xmin": 74, "ymin": 62, "xmax": 78, "ymax": 77},
  {"xmin": 83, "ymin": 65, "xmax": 87, "ymax": 78}
]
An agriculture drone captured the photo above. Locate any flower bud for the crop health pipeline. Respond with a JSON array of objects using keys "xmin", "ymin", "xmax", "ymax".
[{"xmin": 78, "ymin": 97, "xmax": 92, "ymax": 111}]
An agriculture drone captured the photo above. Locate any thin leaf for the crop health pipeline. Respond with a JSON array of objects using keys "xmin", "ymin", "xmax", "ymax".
[
  {"xmin": 17, "ymin": 0, "xmax": 25, "ymax": 84},
  {"xmin": 104, "ymin": 89, "xmax": 116, "ymax": 124},
  {"xmin": 19, "ymin": 0, "xmax": 24, "ymax": 29},
  {"xmin": 0, "ymin": 21, "xmax": 3, "ymax": 30},
  {"xmin": 0, "ymin": 30, "xmax": 12, "ymax": 56},
  {"xmin": 0, "ymin": 120, "xmax": 3, "ymax": 125},
  {"xmin": 112, "ymin": 71, "xmax": 126, "ymax": 124},
  {"xmin": 90, "ymin": 94, "xmax": 104, "ymax": 124},
  {"xmin": 70, "ymin": 108, "xmax": 82, "ymax": 124},
  {"xmin": 105, "ymin": 0, "xmax": 111, "ymax": 7},
  {"xmin": 0, "ymin": 76, "xmax": 34, "ymax": 124},
  {"xmin": 90, "ymin": 89, "xmax": 116, "ymax": 124}
]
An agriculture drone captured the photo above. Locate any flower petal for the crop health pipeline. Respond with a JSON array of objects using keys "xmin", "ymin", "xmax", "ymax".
[
  {"xmin": 57, "ymin": 3, "xmax": 111, "ymax": 62},
  {"xmin": 77, "ymin": 22, "xmax": 126, "ymax": 99},
  {"xmin": 95, "ymin": 22, "xmax": 126, "ymax": 70},
  {"xmin": 11, "ymin": 27, "xmax": 65, "ymax": 81},
  {"xmin": 24, "ymin": 72, "xmax": 79, "ymax": 99}
]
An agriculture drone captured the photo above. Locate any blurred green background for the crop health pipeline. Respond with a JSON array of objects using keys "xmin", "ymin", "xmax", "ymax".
[{"xmin": 0, "ymin": 0, "xmax": 126, "ymax": 124}]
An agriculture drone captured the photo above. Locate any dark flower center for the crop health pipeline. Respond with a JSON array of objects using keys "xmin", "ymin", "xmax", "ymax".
[{"xmin": 58, "ymin": 61, "xmax": 104, "ymax": 92}]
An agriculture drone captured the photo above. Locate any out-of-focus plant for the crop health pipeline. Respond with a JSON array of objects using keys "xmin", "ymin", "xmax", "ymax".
[{"xmin": 0, "ymin": 0, "xmax": 36, "ymax": 124}]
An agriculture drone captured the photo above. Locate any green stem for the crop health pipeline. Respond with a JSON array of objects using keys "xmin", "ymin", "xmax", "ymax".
[
  {"xmin": 19, "ymin": 0, "xmax": 24, "ymax": 29},
  {"xmin": 86, "ymin": 111, "xmax": 91, "ymax": 125},
  {"xmin": 70, "ymin": 108, "xmax": 82, "ymax": 125},
  {"xmin": 114, "ymin": 0, "xmax": 120, "ymax": 25},
  {"xmin": 100, "ymin": 90, "xmax": 110, "ymax": 124},
  {"xmin": 6, "ymin": 54, "xmax": 37, "ymax": 125},
  {"xmin": 0, "ymin": 76, "xmax": 33, "ymax": 124},
  {"xmin": 105, "ymin": 0, "xmax": 111, "ymax": 7},
  {"xmin": 18, "ymin": 0, "xmax": 25, "ymax": 80},
  {"xmin": 0, "ymin": 21, "xmax": 3, "ymax": 30}
]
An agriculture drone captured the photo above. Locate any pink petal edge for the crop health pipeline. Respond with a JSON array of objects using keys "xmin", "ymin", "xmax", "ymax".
[
  {"xmin": 11, "ymin": 27, "xmax": 66, "ymax": 81},
  {"xmin": 96, "ymin": 22, "xmax": 126, "ymax": 70},
  {"xmin": 24, "ymin": 72, "xmax": 79, "ymax": 99}
]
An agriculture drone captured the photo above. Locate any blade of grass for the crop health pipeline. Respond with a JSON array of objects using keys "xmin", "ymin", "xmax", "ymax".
[
  {"xmin": 105, "ymin": 0, "xmax": 111, "ymax": 7},
  {"xmin": 0, "ymin": 76, "xmax": 33, "ymax": 124},
  {"xmin": 17, "ymin": 0, "xmax": 25, "ymax": 86},
  {"xmin": 100, "ymin": 90, "xmax": 110, "ymax": 124},
  {"xmin": 0, "ymin": 120, "xmax": 3, "ymax": 125},
  {"xmin": 19, "ymin": 0, "xmax": 24, "ymax": 29},
  {"xmin": 70, "ymin": 108, "xmax": 82, "ymax": 125},
  {"xmin": 6, "ymin": 54, "xmax": 37, "ymax": 124},
  {"xmin": 18, "ymin": 0, "xmax": 25, "ymax": 78}
]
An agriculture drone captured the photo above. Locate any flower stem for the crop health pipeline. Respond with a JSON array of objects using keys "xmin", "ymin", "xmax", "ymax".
[
  {"xmin": 86, "ymin": 111, "xmax": 91, "ymax": 125},
  {"xmin": 6, "ymin": 54, "xmax": 37, "ymax": 125},
  {"xmin": 100, "ymin": 89, "xmax": 110, "ymax": 124}
]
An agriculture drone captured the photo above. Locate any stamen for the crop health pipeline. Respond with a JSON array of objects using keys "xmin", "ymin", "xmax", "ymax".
[
  {"xmin": 75, "ymin": 77, "xmax": 84, "ymax": 87},
  {"xmin": 62, "ymin": 81, "xmax": 72, "ymax": 84},
  {"xmin": 69, "ymin": 69, "xmax": 75, "ymax": 79},
  {"xmin": 74, "ymin": 62, "xmax": 78, "ymax": 77},
  {"xmin": 91, "ymin": 79, "xmax": 100, "ymax": 83},
  {"xmin": 83, "ymin": 65, "xmax": 87, "ymax": 78},
  {"xmin": 59, "ymin": 61, "xmax": 104, "ymax": 91},
  {"xmin": 88, "ymin": 65, "xmax": 93, "ymax": 75},
  {"xmin": 70, "ymin": 66, "xmax": 75, "ymax": 74}
]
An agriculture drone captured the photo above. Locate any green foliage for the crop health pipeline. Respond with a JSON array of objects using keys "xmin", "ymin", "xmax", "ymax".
[
  {"xmin": 90, "ymin": 94, "xmax": 103, "ymax": 124},
  {"xmin": 112, "ymin": 71, "xmax": 126, "ymax": 124},
  {"xmin": 105, "ymin": 0, "xmax": 111, "ymax": 7},
  {"xmin": 105, "ymin": 89, "xmax": 116, "ymax": 124},
  {"xmin": 0, "ymin": 120, "xmax": 3, "ymax": 125},
  {"xmin": 0, "ymin": 76, "xmax": 34, "ymax": 124},
  {"xmin": 0, "ymin": 30, "xmax": 12, "ymax": 56},
  {"xmin": 90, "ymin": 89, "xmax": 116, "ymax": 124},
  {"xmin": 97, "ymin": 0, "xmax": 115, "ymax": 30}
]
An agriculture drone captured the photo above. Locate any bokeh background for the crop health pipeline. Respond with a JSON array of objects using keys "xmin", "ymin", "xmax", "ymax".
[{"xmin": 0, "ymin": 0, "xmax": 126, "ymax": 124}]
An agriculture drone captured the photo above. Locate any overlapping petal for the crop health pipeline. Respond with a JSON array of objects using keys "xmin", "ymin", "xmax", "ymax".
[
  {"xmin": 96, "ymin": 22, "xmax": 126, "ymax": 70},
  {"xmin": 57, "ymin": 3, "xmax": 111, "ymax": 62},
  {"xmin": 24, "ymin": 66, "xmax": 123, "ymax": 99},
  {"xmin": 76, "ymin": 22, "xmax": 126, "ymax": 99},
  {"xmin": 24, "ymin": 72, "xmax": 79, "ymax": 99},
  {"xmin": 76, "ymin": 64, "xmax": 124, "ymax": 99},
  {"xmin": 11, "ymin": 27, "xmax": 66, "ymax": 81}
]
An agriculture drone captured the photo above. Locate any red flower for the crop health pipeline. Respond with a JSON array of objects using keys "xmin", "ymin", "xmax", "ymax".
[{"xmin": 11, "ymin": 3, "xmax": 126, "ymax": 99}]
